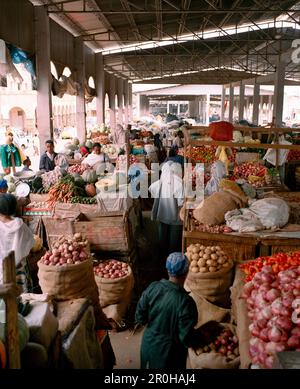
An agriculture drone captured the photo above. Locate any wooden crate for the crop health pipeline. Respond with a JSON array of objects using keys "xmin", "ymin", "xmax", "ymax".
[
  {"xmin": 183, "ymin": 231, "xmax": 258, "ymax": 262},
  {"xmin": 73, "ymin": 208, "xmax": 135, "ymax": 253}
]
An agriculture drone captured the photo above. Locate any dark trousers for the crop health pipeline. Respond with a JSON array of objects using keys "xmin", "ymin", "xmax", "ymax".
[{"xmin": 158, "ymin": 222, "xmax": 183, "ymax": 262}]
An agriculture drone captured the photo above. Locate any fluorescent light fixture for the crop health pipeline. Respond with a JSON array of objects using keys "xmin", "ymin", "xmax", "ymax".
[{"xmin": 101, "ymin": 20, "xmax": 300, "ymax": 56}]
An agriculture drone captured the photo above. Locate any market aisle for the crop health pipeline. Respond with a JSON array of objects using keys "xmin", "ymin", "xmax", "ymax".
[{"xmin": 110, "ymin": 327, "xmax": 144, "ymax": 369}]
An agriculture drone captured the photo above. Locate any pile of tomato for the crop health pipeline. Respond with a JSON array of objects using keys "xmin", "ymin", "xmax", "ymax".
[{"xmin": 240, "ymin": 251, "xmax": 300, "ymax": 283}]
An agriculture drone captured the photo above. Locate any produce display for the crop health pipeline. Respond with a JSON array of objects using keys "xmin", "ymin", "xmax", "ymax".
[
  {"xmin": 68, "ymin": 164, "xmax": 87, "ymax": 175},
  {"xmin": 240, "ymin": 251, "xmax": 300, "ymax": 283},
  {"xmin": 180, "ymin": 146, "xmax": 236, "ymax": 163},
  {"xmin": 116, "ymin": 154, "xmax": 138, "ymax": 170},
  {"xmin": 93, "ymin": 260, "xmax": 129, "ymax": 279},
  {"xmin": 40, "ymin": 233, "xmax": 89, "ymax": 266},
  {"xmin": 287, "ymin": 150, "xmax": 300, "ymax": 161},
  {"xmin": 234, "ymin": 162, "xmax": 266, "ymax": 180},
  {"xmin": 41, "ymin": 167, "xmax": 64, "ymax": 192},
  {"xmin": 70, "ymin": 196, "xmax": 97, "ymax": 204},
  {"xmin": 241, "ymin": 263, "xmax": 300, "ymax": 368},
  {"xmin": 186, "ymin": 244, "xmax": 232, "ymax": 273},
  {"xmin": 193, "ymin": 223, "xmax": 233, "ymax": 234},
  {"xmin": 196, "ymin": 327, "xmax": 239, "ymax": 361},
  {"xmin": 47, "ymin": 175, "xmax": 85, "ymax": 206}
]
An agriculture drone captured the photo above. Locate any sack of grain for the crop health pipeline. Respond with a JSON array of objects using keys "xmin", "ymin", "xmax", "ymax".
[{"xmin": 193, "ymin": 190, "xmax": 247, "ymax": 226}]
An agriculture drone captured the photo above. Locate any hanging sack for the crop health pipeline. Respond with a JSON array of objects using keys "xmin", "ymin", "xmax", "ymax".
[{"xmin": 209, "ymin": 121, "xmax": 234, "ymax": 141}]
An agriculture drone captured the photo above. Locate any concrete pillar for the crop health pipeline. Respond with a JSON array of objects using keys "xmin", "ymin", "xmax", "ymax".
[
  {"xmin": 124, "ymin": 79, "xmax": 129, "ymax": 126},
  {"xmin": 34, "ymin": 6, "xmax": 53, "ymax": 152},
  {"xmin": 95, "ymin": 52, "xmax": 105, "ymax": 125},
  {"xmin": 139, "ymin": 95, "xmax": 149, "ymax": 117},
  {"xmin": 273, "ymin": 60, "xmax": 285, "ymax": 127},
  {"xmin": 252, "ymin": 83, "xmax": 260, "ymax": 125},
  {"xmin": 206, "ymin": 94, "xmax": 210, "ymax": 125},
  {"xmin": 193, "ymin": 97, "xmax": 200, "ymax": 119},
  {"xmin": 109, "ymin": 75, "xmax": 116, "ymax": 133},
  {"xmin": 229, "ymin": 84, "xmax": 234, "ymax": 123},
  {"xmin": 221, "ymin": 86, "xmax": 225, "ymax": 121},
  {"xmin": 117, "ymin": 77, "xmax": 124, "ymax": 126},
  {"xmin": 75, "ymin": 37, "xmax": 86, "ymax": 143},
  {"xmin": 128, "ymin": 83, "xmax": 133, "ymax": 122},
  {"xmin": 239, "ymin": 82, "xmax": 245, "ymax": 121},
  {"xmin": 268, "ymin": 95, "xmax": 273, "ymax": 123}
]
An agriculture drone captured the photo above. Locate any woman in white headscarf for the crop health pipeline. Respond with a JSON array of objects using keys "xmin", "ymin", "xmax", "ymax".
[
  {"xmin": 114, "ymin": 124, "xmax": 127, "ymax": 146},
  {"xmin": 149, "ymin": 161, "xmax": 184, "ymax": 259}
]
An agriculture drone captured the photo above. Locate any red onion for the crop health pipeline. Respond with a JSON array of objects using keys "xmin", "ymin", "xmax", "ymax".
[
  {"xmin": 268, "ymin": 327, "xmax": 282, "ymax": 342},
  {"xmin": 249, "ymin": 323, "xmax": 260, "ymax": 337},
  {"xmin": 259, "ymin": 328, "xmax": 270, "ymax": 343},
  {"xmin": 271, "ymin": 298, "xmax": 283, "ymax": 315},
  {"xmin": 265, "ymin": 342, "xmax": 286, "ymax": 355},
  {"xmin": 265, "ymin": 356, "xmax": 275, "ymax": 369},
  {"xmin": 261, "ymin": 306, "xmax": 272, "ymax": 320},
  {"xmin": 261, "ymin": 273, "xmax": 275, "ymax": 284},
  {"xmin": 276, "ymin": 316, "xmax": 293, "ymax": 332},
  {"xmin": 266, "ymin": 288, "xmax": 281, "ymax": 302},
  {"xmin": 241, "ymin": 281, "xmax": 254, "ymax": 299},
  {"xmin": 287, "ymin": 335, "xmax": 300, "ymax": 349}
]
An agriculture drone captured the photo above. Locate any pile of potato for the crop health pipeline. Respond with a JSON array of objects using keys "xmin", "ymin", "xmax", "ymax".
[{"xmin": 186, "ymin": 244, "xmax": 232, "ymax": 273}]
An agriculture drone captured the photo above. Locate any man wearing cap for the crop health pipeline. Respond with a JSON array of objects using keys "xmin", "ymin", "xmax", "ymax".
[
  {"xmin": 0, "ymin": 179, "xmax": 8, "ymax": 194},
  {"xmin": 135, "ymin": 252, "xmax": 198, "ymax": 369}
]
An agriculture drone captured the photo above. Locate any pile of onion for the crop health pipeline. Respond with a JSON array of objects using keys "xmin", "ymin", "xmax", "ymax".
[
  {"xmin": 241, "ymin": 265, "xmax": 300, "ymax": 369},
  {"xmin": 94, "ymin": 260, "xmax": 129, "ymax": 279},
  {"xmin": 196, "ymin": 328, "xmax": 239, "ymax": 362},
  {"xmin": 186, "ymin": 244, "xmax": 232, "ymax": 273},
  {"xmin": 40, "ymin": 233, "xmax": 89, "ymax": 266}
]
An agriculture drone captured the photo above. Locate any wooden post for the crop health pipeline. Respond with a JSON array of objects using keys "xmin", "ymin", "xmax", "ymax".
[
  {"xmin": 229, "ymin": 84, "xmax": 234, "ymax": 123},
  {"xmin": 2, "ymin": 252, "xmax": 20, "ymax": 369}
]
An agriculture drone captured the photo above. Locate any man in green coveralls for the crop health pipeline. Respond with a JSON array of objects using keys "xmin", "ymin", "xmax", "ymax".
[{"xmin": 135, "ymin": 252, "xmax": 198, "ymax": 368}]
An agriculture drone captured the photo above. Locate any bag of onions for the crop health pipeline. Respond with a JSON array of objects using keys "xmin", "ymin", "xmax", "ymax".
[
  {"xmin": 188, "ymin": 323, "xmax": 240, "ymax": 369},
  {"xmin": 93, "ymin": 260, "xmax": 134, "ymax": 325},
  {"xmin": 185, "ymin": 244, "xmax": 234, "ymax": 307},
  {"xmin": 37, "ymin": 233, "xmax": 108, "ymax": 328}
]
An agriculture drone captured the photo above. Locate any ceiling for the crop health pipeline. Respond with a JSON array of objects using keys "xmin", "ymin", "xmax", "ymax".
[{"xmin": 34, "ymin": 0, "xmax": 300, "ymax": 83}]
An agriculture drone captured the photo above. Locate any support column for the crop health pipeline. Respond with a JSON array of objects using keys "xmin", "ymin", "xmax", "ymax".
[
  {"xmin": 252, "ymin": 83, "xmax": 260, "ymax": 125},
  {"xmin": 273, "ymin": 60, "xmax": 285, "ymax": 127},
  {"xmin": 128, "ymin": 83, "xmax": 133, "ymax": 122},
  {"xmin": 109, "ymin": 75, "xmax": 116, "ymax": 133},
  {"xmin": 268, "ymin": 95, "xmax": 273, "ymax": 123},
  {"xmin": 189, "ymin": 100, "xmax": 195, "ymax": 117},
  {"xmin": 117, "ymin": 77, "xmax": 124, "ymax": 126},
  {"xmin": 34, "ymin": 6, "xmax": 53, "ymax": 152},
  {"xmin": 75, "ymin": 37, "xmax": 86, "ymax": 143},
  {"xmin": 221, "ymin": 86, "xmax": 225, "ymax": 120},
  {"xmin": 206, "ymin": 94, "xmax": 210, "ymax": 125},
  {"xmin": 95, "ymin": 52, "xmax": 105, "ymax": 125},
  {"xmin": 124, "ymin": 79, "xmax": 129, "ymax": 126},
  {"xmin": 139, "ymin": 95, "xmax": 148, "ymax": 117},
  {"xmin": 229, "ymin": 84, "xmax": 234, "ymax": 123},
  {"xmin": 239, "ymin": 82, "xmax": 245, "ymax": 121}
]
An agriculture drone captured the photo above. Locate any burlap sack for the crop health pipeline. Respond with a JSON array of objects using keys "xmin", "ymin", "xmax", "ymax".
[
  {"xmin": 230, "ymin": 265, "xmax": 251, "ymax": 369},
  {"xmin": 95, "ymin": 266, "xmax": 134, "ymax": 323},
  {"xmin": 188, "ymin": 323, "xmax": 240, "ymax": 369},
  {"xmin": 189, "ymin": 293, "xmax": 231, "ymax": 329},
  {"xmin": 185, "ymin": 262, "xmax": 234, "ymax": 307},
  {"xmin": 37, "ymin": 259, "xmax": 107, "ymax": 328},
  {"xmin": 193, "ymin": 190, "xmax": 247, "ymax": 225}
]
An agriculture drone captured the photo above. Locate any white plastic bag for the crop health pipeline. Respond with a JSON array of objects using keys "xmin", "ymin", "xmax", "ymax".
[
  {"xmin": 249, "ymin": 198, "xmax": 290, "ymax": 229},
  {"xmin": 263, "ymin": 136, "xmax": 292, "ymax": 166},
  {"xmin": 205, "ymin": 161, "xmax": 226, "ymax": 196},
  {"xmin": 225, "ymin": 209, "xmax": 264, "ymax": 232}
]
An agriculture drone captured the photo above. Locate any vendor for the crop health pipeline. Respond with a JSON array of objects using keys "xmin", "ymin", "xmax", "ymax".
[
  {"xmin": 0, "ymin": 179, "xmax": 8, "ymax": 194},
  {"xmin": 82, "ymin": 143, "xmax": 109, "ymax": 168},
  {"xmin": 22, "ymin": 157, "xmax": 33, "ymax": 172},
  {"xmin": 135, "ymin": 252, "xmax": 198, "ymax": 368},
  {"xmin": 39, "ymin": 140, "xmax": 57, "ymax": 172},
  {"xmin": 0, "ymin": 193, "xmax": 34, "ymax": 292}
]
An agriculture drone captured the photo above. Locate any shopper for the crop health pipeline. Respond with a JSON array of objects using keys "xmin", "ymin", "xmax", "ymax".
[
  {"xmin": 173, "ymin": 130, "xmax": 184, "ymax": 148},
  {"xmin": 149, "ymin": 161, "xmax": 184, "ymax": 259},
  {"xmin": 114, "ymin": 124, "xmax": 127, "ymax": 146},
  {"xmin": 0, "ymin": 179, "xmax": 8, "ymax": 194},
  {"xmin": 0, "ymin": 193, "xmax": 34, "ymax": 291},
  {"xmin": 164, "ymin": 145, "xmax": 185, "ymax": 168},
  {"xmin": 135, "ymin": 252, "xmax": 198, "ymax": 369},
  {"xmin": 22, "ymin": 157, "xmax": 33, "ymax": 172},
  {"xmin": 82, "ymin": 143, "xmax": 109, "ymax": 168},
  {"xmin": 39, "ymin": 140, "xmax": 57, "ymax": 172}
]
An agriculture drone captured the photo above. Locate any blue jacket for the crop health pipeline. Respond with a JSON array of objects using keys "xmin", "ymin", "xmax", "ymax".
[{"xmin": 39, "ymin": 152, "xmax": 57, "ymax": 172}]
